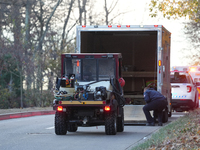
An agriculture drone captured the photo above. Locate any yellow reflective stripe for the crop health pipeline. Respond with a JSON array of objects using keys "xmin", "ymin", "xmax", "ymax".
[{"xmin": 61, "ymin": 101, "xmax": 104, "ymax": 105}]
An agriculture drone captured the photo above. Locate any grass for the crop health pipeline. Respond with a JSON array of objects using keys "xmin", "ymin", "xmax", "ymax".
[{"xmin": 131, "ymin": 108, "xmax": 200, "ymax": 150}]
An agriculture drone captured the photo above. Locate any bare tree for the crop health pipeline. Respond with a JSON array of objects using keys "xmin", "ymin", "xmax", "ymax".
[
  {"xmin": 104, "ymin": 0, "xmax": 118, "ymax": 24},
  {"xmin": 183, "ymin": 21, "xmax": 200, "ymax": 65},
  {"xmin": 103, "ymin": 0, "xmax": 128, "ymax": 25},
  {"xmin": 77, "ymin": 0, "xmax": 88, "ymax": 25},
  {"xmin": 60, "ymin": 0, "xmax": 75, "ymax": 51},
  {"xmin": 0, "ymin": 0, "xmax": 133, "ymax": 108},
  {"xmin": 33, "ymin": 0, "xmax": 63, "ymax": 106},
  {"xmin": 35, "ymin": 0, "xmax": 63, "ymax": 52}
]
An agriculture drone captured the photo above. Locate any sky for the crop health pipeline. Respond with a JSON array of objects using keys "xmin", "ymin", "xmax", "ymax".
[{"xmin": 107, "ymin": 0, "xmax": 191, "ymax": 67}]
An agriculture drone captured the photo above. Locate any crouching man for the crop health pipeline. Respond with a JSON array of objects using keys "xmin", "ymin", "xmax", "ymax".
[{"xmin": 143, "ymin": 87, "xmax": 168, "ymax": 126}]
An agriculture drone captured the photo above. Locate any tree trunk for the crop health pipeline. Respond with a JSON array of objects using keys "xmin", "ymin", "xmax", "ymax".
[
  {"xmin": 60, "ymin": 0, "xmax": 75, "ymax": 51},
  {"xmin": 104, "ymin": 0, "xmax": 109, "ymax": 25},
  {"xmin": 78, "ymin": 0, "xmax": 82, "ymax": 25},
  {"xmin": 35, "ymin": 0, "xmax": 63, "ymax": 106},
  {"xmin": 19, "ymin": 66, "xmax": 23, "ymax": 108},
  {"xmin": 25, "ymin": 0, "xmax": 32, "ymax": 90},
  {"xmin": 13, "ymin": 4, "xmax": 22, "ymax": 47}
]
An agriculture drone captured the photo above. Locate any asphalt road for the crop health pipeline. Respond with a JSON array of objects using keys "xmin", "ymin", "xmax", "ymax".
[{"xmin": 0, "ymin": 112, "xmax": 186, "ymax": 150}]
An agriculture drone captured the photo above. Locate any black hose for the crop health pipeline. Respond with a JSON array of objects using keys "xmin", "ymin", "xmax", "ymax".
[
  {"xmin": 56, "ymin": 78, "xmax": 61, "ymax": 91},
  {"xmin": 110, "ymin": 78, "xmax": 125, "ymax": 106}
]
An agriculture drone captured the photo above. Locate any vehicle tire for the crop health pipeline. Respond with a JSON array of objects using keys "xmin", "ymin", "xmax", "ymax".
[
  {"xmin": 168, "ymin": 111, "xmax": 172, "ymax": 117},
  {"xmin": 117, "ymin": 108, "xmax": 124, "ymax": 132},
  {"xmin": 55, "ymin": 111, "xmax": 67, "ymax": 135},
  {"xmin": 168, "ymin": 96, "xmax": 172, "ymax": 117},
  {"xmin": 162, "ymin": 108, "xmax": 168, "ymax": 123},
  {"xmin": 195, "ymin": 95, "xmax": 199, "ymax": 108},
  {"xmin": 192, "ymin": 95, "xmax": 197, "ymax": 110},
  {"xmin": 105, "ymin": 111, "xmax": 117, "ymax": 135},
  {"xmin": 67, "ymin": 123, "xmax": 78, "ymax": 132}
]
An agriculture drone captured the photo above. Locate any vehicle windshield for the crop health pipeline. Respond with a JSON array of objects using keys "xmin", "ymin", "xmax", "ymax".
[
  {"xmin": 170, "ymin": 74, "xmax": 189, "ymax": 83},
  {"xmin": 64, "ymin": 58, "xmax": 115, "ymax": 82}
]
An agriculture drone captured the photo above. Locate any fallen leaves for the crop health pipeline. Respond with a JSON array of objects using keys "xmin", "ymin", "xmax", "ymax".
[{"xmin": 148, "ymin": 108, "xmax": 200, "ymax": 150}]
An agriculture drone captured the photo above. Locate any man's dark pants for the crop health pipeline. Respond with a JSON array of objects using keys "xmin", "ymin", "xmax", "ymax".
[{"xmin": 143, "ymin": 100, "xmax": 168, "ymax": 123}]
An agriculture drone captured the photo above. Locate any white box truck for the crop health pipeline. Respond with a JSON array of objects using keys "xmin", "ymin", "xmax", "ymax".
[{"xmin": 76, "ymin": 25, "xmax": 172, "ymax": 123}]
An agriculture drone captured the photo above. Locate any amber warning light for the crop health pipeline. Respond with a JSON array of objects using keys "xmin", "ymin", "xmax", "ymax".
[
  {"xmin": 158, "ymin": 60, "xmax": 162, "ymax": 66},
  {"xmin": 77, "ymin": 60, "xmax": 79, "ymax": 67}
]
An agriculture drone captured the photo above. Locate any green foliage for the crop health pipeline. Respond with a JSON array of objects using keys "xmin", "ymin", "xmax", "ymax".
[
  {"xmin": 0, "ymin": 88, "xmax": 10, "ymax": 108},
  {"xmin": 0, "ymin": 54, "xmax": 20, "ymax": 90},
  {"xmin": 0, "ymin": 54, "xmax": 21, "ymax": 108},
  {"xmin": 0, "ymin": 51, "xmax": 55, "ymax": 108},
  {"xmin": 40, "ymin": 90, "xmax": 54, "ymax": 107},
  {"xmin": 24, "ymin": 89, "xmax": 53, "ymax": 107},
  {"xmin": 0, "ymin": 86, "xmax": 19, "ymax": 109},
  {"xmin": 149, "ymin": 0, "xmax": 200, "ymax": 22},
  {"xmin": 24, "ymin": 89, "xmax": 39, "ymax": 107}
]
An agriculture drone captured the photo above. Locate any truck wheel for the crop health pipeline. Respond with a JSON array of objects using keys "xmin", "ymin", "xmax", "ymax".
[
  {"xmin": 105, "ymin": 112, "xmax": 117, "ymax": 135},
  {"xmin": 117, "ymin": 108, "xmax": 124, "ymax": 132},
  {"xmin": 195, "ymin": 95, "xmax": 199, "ymax": 108},
  {"xmin": 67, "ymin": 123, "xmax": 78, "ymax": 132},
  {"xmin": 55, "ymin": 111, "xmax": 67, "ymax": 135},
  {"xmin": 192, "ymin": 95, "xmax": 197, "ymax": 109},
  {"xmin": 162, "ymin": 108, "xmax": 168, "ymax": 123},
  {"xmin": 168, "ymin": 111, "xmax": 172, "ymax": 117}
]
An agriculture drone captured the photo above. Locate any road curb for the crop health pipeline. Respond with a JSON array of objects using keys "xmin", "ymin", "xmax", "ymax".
[{"xmin": 0, "ymin": 110, "xmax": 55, "ymax": 121}]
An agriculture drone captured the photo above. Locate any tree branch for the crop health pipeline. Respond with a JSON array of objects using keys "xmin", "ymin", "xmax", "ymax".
[{"xmin": 35, "ymin": 0, "xmax": 63, "ymax": 52}]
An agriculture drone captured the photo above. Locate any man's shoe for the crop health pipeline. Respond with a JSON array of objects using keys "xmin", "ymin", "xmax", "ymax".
[
  {"xmin": 158, "ymin": 122, "xmax": 163, "ymax": 126},
  {"xmin": 146, "ymin": 122, "xmax": 155, "ymax": 126}
]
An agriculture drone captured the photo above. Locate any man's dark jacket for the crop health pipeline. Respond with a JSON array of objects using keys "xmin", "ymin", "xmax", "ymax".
[{"xmin": 144, "ymin": 88, "xmax": 166, "ymax": 103}]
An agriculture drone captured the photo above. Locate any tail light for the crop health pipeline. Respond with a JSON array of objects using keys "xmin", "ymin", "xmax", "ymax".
[
  {"xmin": 57, "ymin": 106, "xmax": 63, "ymax": 112},
  {"xmin": 104, "ymin": 106, "xmax": 110, "ymax": 111},
  {"xmin": 187, "ymin": 86, "xmax": 192, "ymax": 93}
]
